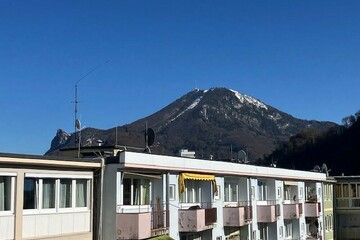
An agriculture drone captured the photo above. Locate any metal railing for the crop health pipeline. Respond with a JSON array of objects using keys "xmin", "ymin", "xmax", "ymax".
[
  {"xmin": 205, "ymin": 207, "xmax": 217, "ymax": 225},
  {"xmin": 151, "ymin": 209, "xmax": 169, "ymax": 230},
  {"xmin": 245, "ymin": 205, "xmax": 253, "ymax": 220}
]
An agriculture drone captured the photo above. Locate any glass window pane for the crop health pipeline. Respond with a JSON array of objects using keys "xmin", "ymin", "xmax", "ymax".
[
  {"xmin": 76, "ymin": 179, "xmax": 88, "ymax": 207},
  {"xmin": 42, "ymin": 179, "xmax": 55, "ymax": 209},
  {"xmin": 24, "ymin": 178, "xmax": 37, "ymax": 209},
  {"xmin": 60, "ymin": 179, "xmax": 72, "ymax": 208},
  {"xmin": 225, "ymin": 184, "xmax": 230, "ymax": 202},
  {"xmin": 0, "ymin": 176, "xmax": 11, "ymax": 211},
  {"xmin": 343, "ymin": 184, "xmax": 349, "ymax": 197},
  {"xmin": 141, "ymin": 179, "xmax": 150, "ymax": 205},
  {"xmin": 351, "ymin": 184, "xmax": 356, "ymax": 197},
  {"xmin": 231, "ymin": 183, "xmax": 238, "ymax": 202},
  {"xmin": 123, "ymin": 178, "xmax": 131, "ymax": 205},
  {"xmin": 336, "ymin": 185, "xmax": 342, "ymax": 197},
  {"xmin": 133, "ymin": 179, "xmax": 140, "ymax": 205}
]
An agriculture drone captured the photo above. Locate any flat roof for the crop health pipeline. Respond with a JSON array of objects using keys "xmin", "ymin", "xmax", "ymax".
[
  {"xmin": 115, "ymin": 151, "xmax": 327, "ymax": 182},
  {"xmin": 0, "ymin": 152, "xmax": 101, "ymax": 169}
]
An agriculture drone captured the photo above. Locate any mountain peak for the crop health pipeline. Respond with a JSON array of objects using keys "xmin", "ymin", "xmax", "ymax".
[{"xmin": 46, "ymin": 87, "xmax": 336, "ymax": 160}]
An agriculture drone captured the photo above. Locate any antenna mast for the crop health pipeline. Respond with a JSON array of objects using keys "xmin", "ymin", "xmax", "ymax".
[{"xmin": 73, "ymin": 61, "xmax": 109, "ymax": 155}]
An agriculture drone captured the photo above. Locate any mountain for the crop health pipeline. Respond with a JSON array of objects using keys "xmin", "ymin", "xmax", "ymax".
[
  {"xmin": 45, "ymin": 87, "xmax": 336, "ymax": 161},
  {"xmin": 260, "ymin": 112, "xmax": 360, "ymax": 175}
]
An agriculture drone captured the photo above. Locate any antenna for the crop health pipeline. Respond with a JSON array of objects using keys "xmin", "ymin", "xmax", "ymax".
[{"xmin": 73, "ymin": 61, "xmax": 109, "ymax": 151}]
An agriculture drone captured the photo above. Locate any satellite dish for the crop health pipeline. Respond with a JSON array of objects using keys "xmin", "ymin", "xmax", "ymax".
[
  {"xmin": 145, "ymin": 128, "xmax": 155, "ymax": 147},
  {"xmin": 237, "ymin": 150, "xmax": 247, "ymax": 163},
  {"xmin": 75, "ymin": 119, "xmax": 81, "ymax": 130}
]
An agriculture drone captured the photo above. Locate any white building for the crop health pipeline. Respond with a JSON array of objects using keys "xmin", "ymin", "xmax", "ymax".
[
  {"xmin": 0, "ymin": 152, "xmax": 100, "ymax": 240},
  {"xmin": 100, "ymin": 150, "xmax": 330, "ymax": 240}
]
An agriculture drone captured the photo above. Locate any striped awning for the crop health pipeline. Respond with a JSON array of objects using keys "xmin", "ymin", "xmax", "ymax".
[{"xmin": 178, "ymin": 172, "xmax": 217, "ymax": 196}]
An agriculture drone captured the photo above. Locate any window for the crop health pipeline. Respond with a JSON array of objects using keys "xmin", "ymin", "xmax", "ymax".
[
  {"xmin": 351, "ymin": 184, "xmax": 356, "ymax": 197},
  {"xmin": 343, "ymin": 184, "xmax": 349, "ymax": 197},
  {"xmin": 259, "ymin": 223, "xmax": 268, "ymax": 240},
  {"xmin": 123, "ymin": 178, "xmax": 151, "ymax": 205},
  {"xmin": 76, "ymin": 179, "xmax": 88, "ymax": 207},
  {"xmin": 60, "ymin": 179, "xmax": 72, "ymax": 208},
  {"xmin": 285, "ymin": 221, "xmax": 292, "ymax": 238},
  {"xmin": 258, "ymin": 180, "xmax": 267, "ymax": 201},
  {"xmin": 180, "ymin": 180, "xmax": 201, "ymax": 204},
  {"xmin": 277, "ymin": 187, "xmax": 282, "ymax": 199},
  {"xmin": 224, "ymin": 181, "xmax": 238, "ymax": 202},
  {"xmin": 0, "ymin": 176, "xmax": 12, "ymax": 211},
  {"xmin": 24, "ymin": 178, "xmax": 38, "ymax": 209},
  {"xmin": 23, "ymin": 176, "xmax": 90, "ymax": 211},
  {"xmin": 42, "ymin": 178, "xmax": 55, "ymax": 209},
  {"xmin": 336, "ymin": 184, "xmax": 342, "ymax": 197},
  {"xmin": 169, "ymin": 184, "xmax": 175, "ymax": 201}
]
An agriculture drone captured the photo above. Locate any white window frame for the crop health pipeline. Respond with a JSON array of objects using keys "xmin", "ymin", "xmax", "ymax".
[
  {"xmin": 180, "ymin": 180, "xmax": 202, "ymax": 205},
  {"xmin": 224, "ymin": 180, "xmax": 238, "ymax": 203},
  {"xmin": 0, "ymin": 173, "xmax": 16, "ymax": 216},
  {"xmin": 23, "ymin": 173, "xmax": 91, "ymax": 215},
  {"xmin": 285, "ymin": 221, "xmax": 292, "ymax": 238},
  {"xmin": 169, "ymin": 184, "xmax": 175, "ymax": 201},
  {"xmin": 122, "ymin": 177, "xmax": 152, "ymax": 206}
]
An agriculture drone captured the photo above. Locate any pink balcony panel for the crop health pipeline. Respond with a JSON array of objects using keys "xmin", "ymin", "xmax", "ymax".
[
  {"xmin": 178, "ymin": 208, "xmax": 216, "ymax": 232},
  {"xmin": 283, "ymin": 203, "xmax": 300, "ymax": 219},
  {"xmin": 304, "ymin": 202, "xmax": 321, "ymax": 217},
  {"xmin": 223, "ymin": 206, "xmax": 250, "ymax": 227},
  {"xmin": 117, "ymin": 212, "xmax": 151, "ymax": 239},
  {"xmin": 257, "ymin": 205, "xmax": 277, "ymax": 223}
]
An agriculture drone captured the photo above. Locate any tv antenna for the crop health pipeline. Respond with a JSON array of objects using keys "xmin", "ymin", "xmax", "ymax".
[{"xmin": 73, "ymin": 61, "xmax": 109, "ymax": 154}]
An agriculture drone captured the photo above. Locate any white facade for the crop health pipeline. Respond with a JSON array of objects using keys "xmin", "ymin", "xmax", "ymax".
[
  {"xmin": 101, "ymin": 151, "xmax": 329, "ymax": 240},
  {"xmin": 0, "ymin": 153, "xmax": 100, "ymax": 240}
]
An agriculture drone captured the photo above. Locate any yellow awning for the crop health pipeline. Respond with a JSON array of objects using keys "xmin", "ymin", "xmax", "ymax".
[
  {"xmin": 284, "ymin": 181, "xmax": 298, "ymax": 186},
  {"xmin": 178, "ymin": 172, "xmax": 217, "ymax": 196}
]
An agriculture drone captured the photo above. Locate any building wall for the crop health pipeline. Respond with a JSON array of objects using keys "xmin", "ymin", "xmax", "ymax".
[
  {"xmin": 0, "ymin": 166, "xmax": 94, "ymax": 240},
  {"xmin": 111, "ymin": 151, "xmax": 332, "ymax": 240}
]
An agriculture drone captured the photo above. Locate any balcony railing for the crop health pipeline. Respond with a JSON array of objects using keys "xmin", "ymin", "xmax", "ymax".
[
  {"xmin": 178, "ymin": 202, "xmax": 217, "ymax": 232},
  {"xmin": 116, "ymin": 203, "xmax": 169, "ymax": 239},
  {"xmin": 151, "ymin": 209, "xmax": 169, "ymax": 231},
  {"xmin": 245, "ymin": 205, "xmax": 253, "ymax": 220},
  {"xmin": 205, "ymin": 207, "xmax": 217, "ymax": 225},
  {"xmin": 304, "ymin": 202, "xmax": 321, "ymax": 218},
  {"xmin": 223, "ymin": 201, "xmax": 252, "ymax": 227}
]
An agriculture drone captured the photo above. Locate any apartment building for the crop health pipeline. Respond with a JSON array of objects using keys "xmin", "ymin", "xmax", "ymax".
[
  {"xmin": 0, "ymin": 152, "xmax": 100, "ymax": 240},
  {"xmin": 99, "ymin": 150, "xmax": 332, "ymax": 240},
  {"xmin": 334, "ymin": 176, "xmax": 360, "ymax": 240},
  {"xmin": 1, "ymin": 147, "xmax": 333, "ymax": 240}
]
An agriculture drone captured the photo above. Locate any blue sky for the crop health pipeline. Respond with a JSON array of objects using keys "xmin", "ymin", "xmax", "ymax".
[{"xmin": 1, "ymin": 1, "xmax": 359, "ymax": 155}]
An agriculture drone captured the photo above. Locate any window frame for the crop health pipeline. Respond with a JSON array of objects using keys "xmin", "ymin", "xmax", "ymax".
[
  {"xmin": 180, "ymin": 179, "xmax": 202, "ymax": 204},
  {"xmin": 224, "ymin": 179, "xmax": 239, "ymax": 203},
  {"xmin": 23, "ymin": 173, "xmax": 91, "ymax": 215},
  {"xmin": 0, "ymin": 173, "xmax": 16, "ymax": 215},
  {"xmin": 122, "ymin": 177, "xmax": 152, "ymax": 206}
]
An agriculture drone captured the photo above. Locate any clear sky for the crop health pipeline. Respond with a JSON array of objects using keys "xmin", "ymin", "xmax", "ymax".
[{"xmin": 1, "ymin": 0, "xmax": 359, "ymax": 155}]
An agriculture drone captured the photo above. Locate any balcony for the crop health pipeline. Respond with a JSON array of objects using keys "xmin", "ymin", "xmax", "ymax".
[
  {"xmin": 283, "ymin": 203, "xmax": 300, "ymax": 220},
  {"xmin": 223, "ymin": 204, "xmax": 252, "ymax": 227},
  {"xmin": 257, "ymin": 201, "xmax": 280, "ymax": 223},
  {"xmin": 178, "ymin": 206, "xmax": 217, "ymax": 232},
  {"xmin": 116, "ymin": 205, "xmax": 169, "ymax": 239},
  {"xmin": 304, "ymin": 202, "xmax": 321, "ymax": 218},
  {"xmin": 117, "ymin": 212, "xmax": 151, "ymax": 239},
  {"xmin": 306, "ymin": 234, "xmax": 322, "ymax": 240}
]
